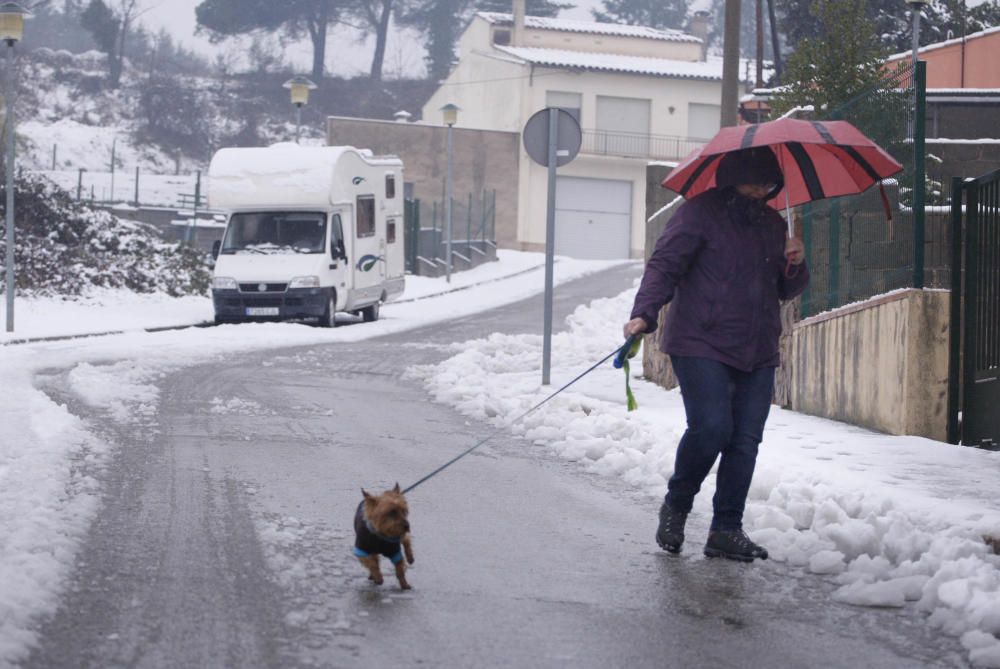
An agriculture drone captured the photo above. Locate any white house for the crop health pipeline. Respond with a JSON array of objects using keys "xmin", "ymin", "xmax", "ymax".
[{"xmin": 421, "ymin": 5, "xmax": 758, "ymax": 259}]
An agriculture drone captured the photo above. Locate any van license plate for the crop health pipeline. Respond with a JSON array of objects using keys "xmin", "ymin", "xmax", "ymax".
[{"xmin": 246, "ymin": 307, "xmax": 279, "ymax": 316}]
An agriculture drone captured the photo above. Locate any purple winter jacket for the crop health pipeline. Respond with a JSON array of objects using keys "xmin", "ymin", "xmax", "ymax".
[{"xmin": 630, "ymin": 187, "xmax": 810, "ymax": 372}]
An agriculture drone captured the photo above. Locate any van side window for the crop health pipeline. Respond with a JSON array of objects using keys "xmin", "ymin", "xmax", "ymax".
[
  {"xmin": 387, "ymin": 218, "xmax": 396, "ymax": 243},
  {"xmin": 330, "ymin": 213, "xmax": 345, "ymax": 258},
  {"xmin": 385, "ymin": 174, "xmax": 396, "ymax": 199},
  {"xmin": 356, "ymin": 195, "xmax": 376, "ymax": 238}
]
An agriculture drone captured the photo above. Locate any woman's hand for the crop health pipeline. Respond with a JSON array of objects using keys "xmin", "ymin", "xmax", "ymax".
[
  {"xmin": 785, "ymin": 237, "xmax": 805, "ymax": 266},
  {"xmin": 623, "ymin": 317, "xmax": 648, "ymax": 339}
]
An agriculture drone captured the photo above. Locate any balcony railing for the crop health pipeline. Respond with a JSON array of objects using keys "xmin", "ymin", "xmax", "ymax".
[{"xmin": 580, "ymin": 130, "xmax": 708, "ymax": 161}]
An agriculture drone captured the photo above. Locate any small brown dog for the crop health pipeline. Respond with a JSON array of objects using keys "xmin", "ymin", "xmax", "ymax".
[{"xmin": 353, "ymin": 484, "xmax": 415, "ymax": 590}]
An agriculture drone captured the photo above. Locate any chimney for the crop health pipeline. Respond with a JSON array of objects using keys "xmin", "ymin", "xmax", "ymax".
[
  {"xmin": 689, "ymin": 10, "xmax": 710, "ymax": 61},
  {"xmin": 512, "ymin": 0, "xmax": 526, "ymax": 47},
  {"xmin": 393, "ymin": 110, "xmax": 412, "ymax": 123}
]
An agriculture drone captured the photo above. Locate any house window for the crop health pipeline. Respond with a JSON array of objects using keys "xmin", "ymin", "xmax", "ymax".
[
  {"xmin": 493, "ymin": 28, "xmax": 511, "ymax": 45},
  {"xmin": 546, "ymin": 91, "xmax": 582, "ymax": 124},
  {"xmin": 687, "ymin": 103, "xmax": 721, "ymax": 140},
  {"xmin": 595, "ymin": 96, "xmax": 651, "ymax": 157},
  {"xmin": 386, "ymin": 173, "xmax": 396, "ymax": 199},
  {"xmin": 356, "ymin": 195, "xmax": 375, "ymax": 238},
  {"xmin": 387, "ymin": 218, "xmax": 396, "ymax": 243}
]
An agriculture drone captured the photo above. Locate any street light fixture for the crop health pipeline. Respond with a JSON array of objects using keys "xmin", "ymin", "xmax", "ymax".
[
  {"xmin": 1, "ymin": 1, "xmax": 31, "ymax": 333},
  {"xmin": 282, "ymin": 75, "xmax": 317, "ymax": 144},
  {"xmin": 440, "ymin": 103, "xmax": 459, "ymax": 283}
]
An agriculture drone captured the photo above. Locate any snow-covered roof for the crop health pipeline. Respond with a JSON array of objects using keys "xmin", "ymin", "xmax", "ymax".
[
  {"xmin": 886, "ymin": 24, "xmax": 1000, "ymax": 61},
  {"xmin": 477, "ymin": 12, "xmax": 701, "ymax": 44},
  {"xmin": 494, "ymin": 45, "xmax": 759, "ymax": 82}
]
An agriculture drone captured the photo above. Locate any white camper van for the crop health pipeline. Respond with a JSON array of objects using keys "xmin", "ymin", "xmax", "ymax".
[{"xmin": 208, "ymin": 144, "xmax": 405, "ymax": 326}]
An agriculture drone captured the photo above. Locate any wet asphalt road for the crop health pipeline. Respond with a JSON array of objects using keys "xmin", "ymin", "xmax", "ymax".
[{"xmin": 25, "ymin": 264, "xmax": 968, "ymax": 668}]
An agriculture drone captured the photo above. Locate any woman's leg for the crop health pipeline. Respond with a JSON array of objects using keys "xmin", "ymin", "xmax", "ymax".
[
  {"xmin": 664, "ymin": 356, "xmax": 735, "ymax": 515},
  {"xmin": 710, "ymin": 365, "xmax": 775, "ymax": 531}
]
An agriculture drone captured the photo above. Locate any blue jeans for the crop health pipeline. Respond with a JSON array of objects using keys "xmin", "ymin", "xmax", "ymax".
[{"xmin": 665, "ymin": 356, "xmax": 775, "ymax": 531}]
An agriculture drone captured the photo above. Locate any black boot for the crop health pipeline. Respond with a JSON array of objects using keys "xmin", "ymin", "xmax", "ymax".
[
  {"xmin": 703, "ymin": 530, "xmax": 769, "ymax": 562},
  {"xmin": 655, "ymin": 503, "xmax": 687, "ymax": 553}
]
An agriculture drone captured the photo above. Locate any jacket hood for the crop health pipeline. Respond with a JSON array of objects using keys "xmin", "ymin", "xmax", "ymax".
[{"xmin": 715, "ymin": 147, "xmax": 784, "ymax": 195}]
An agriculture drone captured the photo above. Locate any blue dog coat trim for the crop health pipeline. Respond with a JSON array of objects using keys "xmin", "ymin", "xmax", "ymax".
[{"xmin": 353, "ymin": 545, "xmax": 404, "ymax": 564}]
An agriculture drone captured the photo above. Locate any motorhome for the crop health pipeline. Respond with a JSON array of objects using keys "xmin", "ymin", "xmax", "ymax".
[{"xmin": 208, "ymin": 144, "xmax": 405, "ymax": 326}]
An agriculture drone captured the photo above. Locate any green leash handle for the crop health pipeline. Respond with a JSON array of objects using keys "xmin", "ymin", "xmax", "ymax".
[{"xmin": 614, "ymin": 336, "xmax": 642, "ymax": 411}]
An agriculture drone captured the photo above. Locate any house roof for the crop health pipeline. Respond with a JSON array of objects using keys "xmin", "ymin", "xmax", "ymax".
[
  {"xmin": 477, "ymin": 11, "xmax": 702, "ymax": 44},
  {"xmin": 493, "ymin": 45, "xmax": 760, "ymax": 82},
  {"xmin": 886, "ymin": 24, "xmax": 1000, "ymax": 61}
]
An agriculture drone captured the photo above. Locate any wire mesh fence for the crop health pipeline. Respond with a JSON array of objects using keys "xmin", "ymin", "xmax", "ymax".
[{"xmin": 799, "ymin": 61, "xmax": 941, "ymax": 318}]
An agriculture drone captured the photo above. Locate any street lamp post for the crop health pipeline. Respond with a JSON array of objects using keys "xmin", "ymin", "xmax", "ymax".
[
  {"xmin": 282, "ymin": 76, "xmax": 317, "ymax": 144},
  {"xmin": 905, "ymin": 0, "xmax": 926, "ymax": 68},
  {"xmin": 440, "ymin": 103, "xmax": 459, "ymax": 283},
  {"xmin": 1, "ymin": 1, "xmax": 30, "ymax": 333}
]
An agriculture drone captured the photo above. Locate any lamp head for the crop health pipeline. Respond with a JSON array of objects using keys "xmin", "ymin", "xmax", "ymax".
[
  {"xmin": 283, "ymin": 75, "xmax": 317, "ymax": 107},
  {"xmin": 440, "ymin": 103, "xmax": 460, "ymax": 127},
  {"xmin": 904, "ymin": 0, "xmax": 927, "ymax": 6},
  {"xmin": 0, "ymin": 2, "xmax": 32, "ymax": 44}
]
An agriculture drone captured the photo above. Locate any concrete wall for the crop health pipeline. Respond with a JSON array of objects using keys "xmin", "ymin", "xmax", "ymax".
[
  {"xmin": 789, "ymin": 289, "xmax": 950, "ymax": 441},
  {"xmin": 326, "ymin": 117, "xmax": 520, "ymax": 248}
]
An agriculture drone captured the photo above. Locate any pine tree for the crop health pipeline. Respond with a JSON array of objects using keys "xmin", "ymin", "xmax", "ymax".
[
  {"xmin": 592, "ymin": 0, "xmax": 689, "ymax": 31},
  {"xmin": 770, "ymin": 0, "xmax": 887, "ymax": 117}
]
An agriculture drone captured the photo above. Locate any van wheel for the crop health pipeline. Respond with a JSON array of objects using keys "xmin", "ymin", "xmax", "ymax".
[
  {"xmin": 321, "ymin": 293, "xmax": 338, "ymax": 328},
  {"xmin": 361, "ymin": 302, "xmax": 380, "ymax": 322}
]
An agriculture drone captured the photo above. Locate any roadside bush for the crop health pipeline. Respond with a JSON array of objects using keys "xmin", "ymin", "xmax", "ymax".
[{"xmin": 0, "ymin": 172, "xmax": 210, "ymax": 296}]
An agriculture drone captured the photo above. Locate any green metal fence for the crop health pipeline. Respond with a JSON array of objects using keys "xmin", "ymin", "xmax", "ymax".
[
  {"xmin": 403, "ymin": 190, "xmax": 497, "ymax": 276},
  {"xmin": 799, "ymin": 61, "xmax": 942, "ymax": 318}
]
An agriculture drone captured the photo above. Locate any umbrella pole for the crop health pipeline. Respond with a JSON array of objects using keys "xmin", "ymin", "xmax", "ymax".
[{"xmin": 785, "ymin": 189, "xmax": 793, "ymax": 238}]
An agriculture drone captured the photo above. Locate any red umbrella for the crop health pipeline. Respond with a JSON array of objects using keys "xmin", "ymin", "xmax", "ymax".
[{"xmin": 663, "ymin": 118, "xmax": 904, "ymax": 235}]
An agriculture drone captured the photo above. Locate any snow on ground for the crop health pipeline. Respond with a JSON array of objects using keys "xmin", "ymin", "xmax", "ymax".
[
  {"xmin": 0, "ymin": 251, "xmax": 625, "ymax": 665},
  {"xmin": 411, "ymin": 284, "xmax": 1000, "ymax": 668}
]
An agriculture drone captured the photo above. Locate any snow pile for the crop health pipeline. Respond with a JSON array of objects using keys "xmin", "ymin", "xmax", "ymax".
[
  {"xmin": 414, "ymin": 285, "xmax": 1000, "ymax": 667},
  {"xmin": 1, "ymin": 173, "xmax": 210, "ymax": 297},
  {"xmin": 0, "ymin": 361, "xmax": 108, "ymax": 665}
]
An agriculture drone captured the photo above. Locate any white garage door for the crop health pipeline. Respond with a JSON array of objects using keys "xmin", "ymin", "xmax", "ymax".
[{"xmin": 554, "ymin": 176, "xmax": 632, "ymax": 259}]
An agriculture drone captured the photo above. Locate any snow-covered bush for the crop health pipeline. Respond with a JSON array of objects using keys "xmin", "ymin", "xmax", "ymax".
[{"xmin": 0, "ymin": 172, "xmax": 210, "ymax": 296}]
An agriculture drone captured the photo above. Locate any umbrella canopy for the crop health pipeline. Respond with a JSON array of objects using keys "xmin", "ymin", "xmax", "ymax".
[{"xmin": 663, "ymin": 118, "xmax": 904, "ymax": 212}]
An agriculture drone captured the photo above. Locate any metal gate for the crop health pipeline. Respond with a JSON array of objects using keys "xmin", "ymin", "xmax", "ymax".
[{"xmin": 948, "ymin": 169, "xmax": 1000, "ymax": 448}]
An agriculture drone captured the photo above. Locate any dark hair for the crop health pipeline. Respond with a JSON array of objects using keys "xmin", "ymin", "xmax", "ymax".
[{"xmin": 715, "ymin": 147, "xmax": 783, "ymax": 191}]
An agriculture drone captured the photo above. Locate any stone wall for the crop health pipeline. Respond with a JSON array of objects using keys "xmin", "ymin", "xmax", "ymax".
[
  {"xmin": 789, "ymin": 289, "xmax": 950, "ymax": 440},
  {"xmin": 326, "ymin": 117, "xmax": 520, "ymax": 248}
]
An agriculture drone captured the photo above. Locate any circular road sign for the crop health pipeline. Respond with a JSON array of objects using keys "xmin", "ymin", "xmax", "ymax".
[{"xmin": 522, "ymin": 107, "xmax": 582, "ymax": 167}]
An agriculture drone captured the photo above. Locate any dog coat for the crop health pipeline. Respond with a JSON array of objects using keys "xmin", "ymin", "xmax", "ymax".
[{"xmin": 353, "ymin": 501, "xmax": 404, "ymax": 564}]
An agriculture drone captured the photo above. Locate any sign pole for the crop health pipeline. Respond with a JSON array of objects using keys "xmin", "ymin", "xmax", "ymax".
[{"xmin": 542, "ymin": 108, "xmax": 559, "ymax": 385}]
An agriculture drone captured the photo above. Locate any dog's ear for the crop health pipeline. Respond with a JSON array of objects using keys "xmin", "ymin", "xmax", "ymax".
[
  {"xmin": 362, "ymin": 488, "xmax": 372, "ymax": 500},
  {"xmin": 393, "ymin": 482, "xmax": 401, "ymax": 493}
]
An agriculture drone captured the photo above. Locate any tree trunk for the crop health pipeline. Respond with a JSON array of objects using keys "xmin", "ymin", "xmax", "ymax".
[
  {"xmin": 368, "ymin": 0, "xmax": 392, "ymax": 82},
  {"xmin": 310, "ymin": 2, "xmax": 329, "ymax": 80},
  {"xmin": 720, "ymin": 0, "xmax": 741, "ymax": 127}
]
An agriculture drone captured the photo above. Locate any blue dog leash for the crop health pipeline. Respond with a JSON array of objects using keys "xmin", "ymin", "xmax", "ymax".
[{"xmin": 402, "ymin": 336, "xmax": 641, "ymax": 494}]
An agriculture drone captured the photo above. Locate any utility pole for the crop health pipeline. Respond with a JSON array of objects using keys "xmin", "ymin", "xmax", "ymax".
[
  {"xmin": 720, "ymin": 0, "xmax": 742, "ymax": 127},
  {"xmin": 755, "ymin": 0, "xmax": 764, "ymax": 88}
]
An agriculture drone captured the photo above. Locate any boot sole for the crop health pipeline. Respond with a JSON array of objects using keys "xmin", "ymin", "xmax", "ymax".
[
  {"xmin": 656, "ymin": 536, "xmax": 683, "ymax": 553},
  {"xmin": 703, "ymin": 547, "xmax": 760, "ymax": 562}
]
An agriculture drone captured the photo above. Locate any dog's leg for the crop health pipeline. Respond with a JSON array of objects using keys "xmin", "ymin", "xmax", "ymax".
[
  {"xmin": 402, "ymin": 534, "xmax": 414, "ymax": 565},
  {"xmin": 394, "ymin": 560, "xmax": 411, "ymax": 590},
  {"xmin": 358, "ymin": 555, "xmax": 383, "ymax": 585}
]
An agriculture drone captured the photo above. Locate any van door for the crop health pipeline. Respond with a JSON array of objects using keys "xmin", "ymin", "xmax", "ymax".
[
  {"xmin": 327, "ymin": 212, "xmax": 349, "ymax": 308},
  {"xmin": 351, "ymin": 194, "xmax": 384, "ymax": 305}
]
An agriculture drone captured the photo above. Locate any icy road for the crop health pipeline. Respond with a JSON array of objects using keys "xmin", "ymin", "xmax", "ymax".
[{"xmin": 23, "ymin": 265, "xmax": 967, "ymax": 668}]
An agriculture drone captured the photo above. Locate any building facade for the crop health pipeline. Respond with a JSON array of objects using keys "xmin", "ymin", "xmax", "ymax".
[{"xmin": 420, "ymin": 8, "xmax": 754, "ymax": 259}]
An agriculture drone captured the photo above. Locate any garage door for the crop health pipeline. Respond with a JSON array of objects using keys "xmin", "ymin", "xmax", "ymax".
[{"xmin": 554, "ymin": 176, "xmax": 632, "ymax": 259}]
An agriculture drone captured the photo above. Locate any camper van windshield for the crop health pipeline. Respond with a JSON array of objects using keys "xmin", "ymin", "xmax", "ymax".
[{"xmin": 221, "ymin": 212, "xmax": 327, "ymax": 255}]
